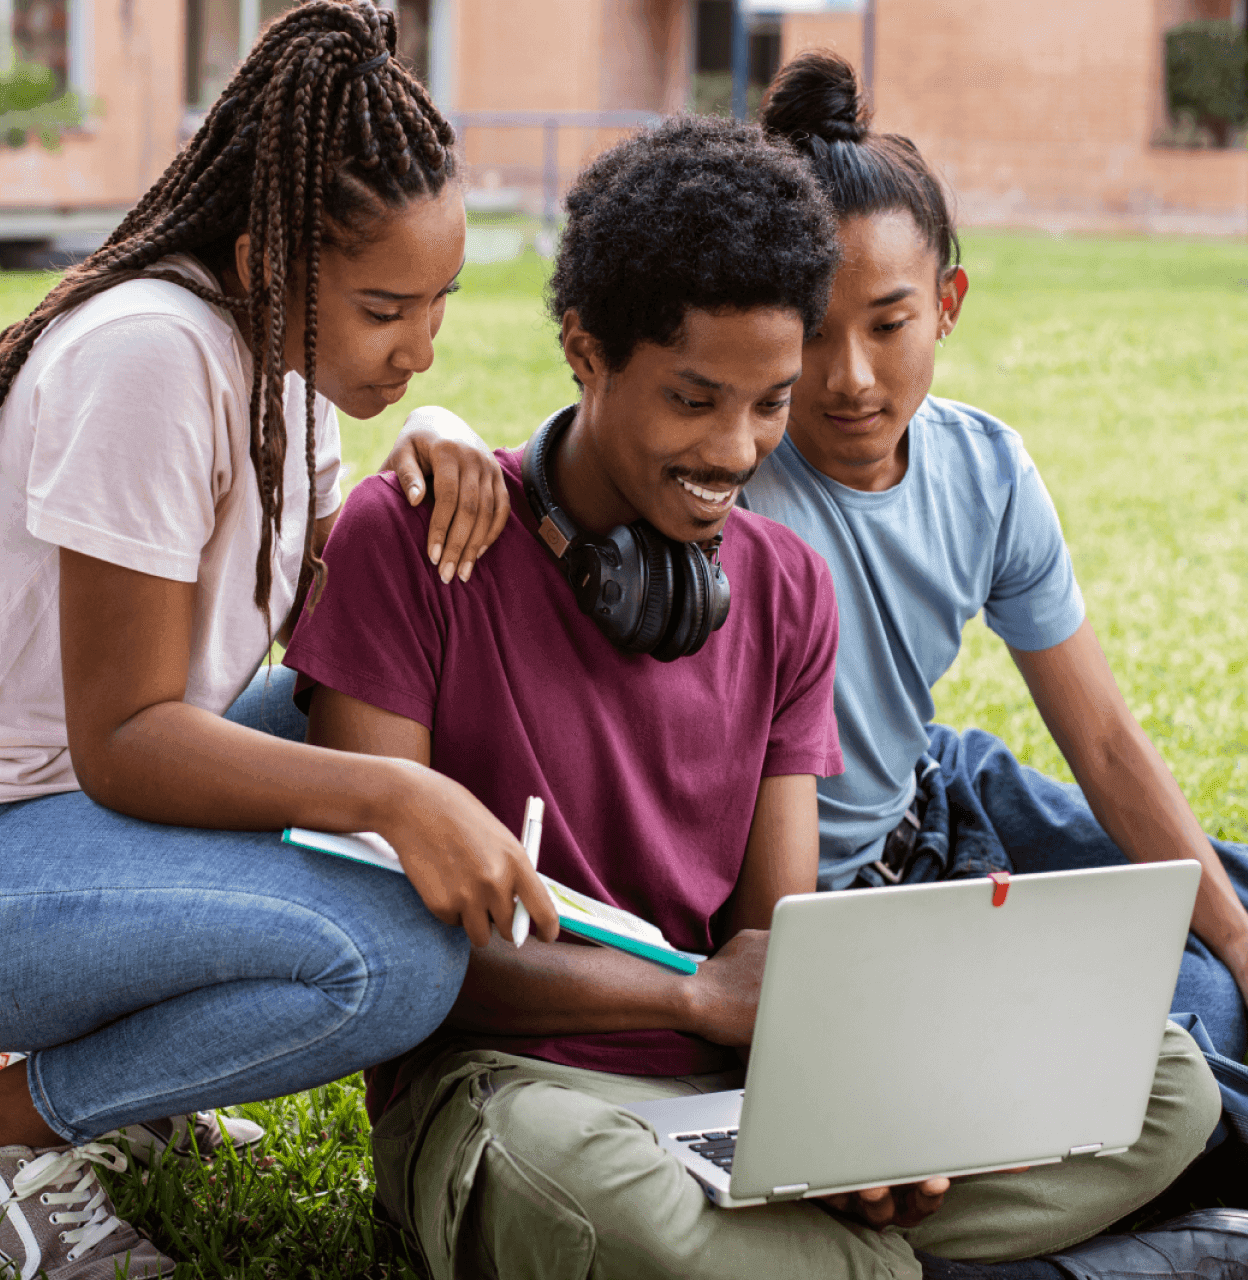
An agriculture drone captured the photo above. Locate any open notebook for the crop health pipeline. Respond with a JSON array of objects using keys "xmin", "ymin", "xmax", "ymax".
[{"xmin": 283, "ymin": 827, "xmax": 702, "ymax": 975}]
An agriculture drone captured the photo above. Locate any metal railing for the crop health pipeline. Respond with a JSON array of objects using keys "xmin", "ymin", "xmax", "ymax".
[{"xmin": 451, "ymin": 110, "xmax": 660, "ymax": 225}]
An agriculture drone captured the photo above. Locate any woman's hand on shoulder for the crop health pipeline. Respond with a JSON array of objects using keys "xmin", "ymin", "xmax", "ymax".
[{"xmin": 382, "ymin": 405, "xmax": 509, "ymax": 585}]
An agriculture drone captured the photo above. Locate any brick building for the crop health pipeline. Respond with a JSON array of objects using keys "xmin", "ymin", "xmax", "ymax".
[
  {"xmin": 866, "ymin": 0, "xmax": 1248, "ymax": 235},
  {"xmin": 0, "ymin": 0, "xmax": 1244, "ymax": 245}
]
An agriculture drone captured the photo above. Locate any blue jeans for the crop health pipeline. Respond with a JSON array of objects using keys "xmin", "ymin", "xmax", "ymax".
[
  {"xmin": 0, "ymin": 667, "xmax": 470, "ymax": 1145},
  {"xmin": 855, "ymin": 724, "xmax": 1248, "ymax": 1146}
]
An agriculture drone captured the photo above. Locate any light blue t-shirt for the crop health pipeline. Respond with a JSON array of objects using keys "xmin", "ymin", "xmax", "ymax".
[{"xmin": 739, "ymin": 396, "xmax": 1085, "ymax": 886}]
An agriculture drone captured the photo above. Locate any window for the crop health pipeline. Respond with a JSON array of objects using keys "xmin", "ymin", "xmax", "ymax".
[
  {"xmin": 185, "ymin": 0, "xmax": 238, "ymax": 108},
  {"xmin": 693, "ymin": 0, "xmax": 782, "ymax": 118},
  {"xmin": 12, "ymin": 0, "xmax": 67, "ymax": 93},
  {"xmin": 1, "ymin": 0, "xmax": 90, "ymax": 125},
  {"xmin": 185, "ymin": 0, "xmax": 303, "ymax": 109},
  {"xmin": 186, "ymin": 1, "xmax": 432, "ymax": 111},
  {"xmin": 1157, "ymin": 0, "xmax": 1247, "ymax": 148},
  {"xmin": 396, "ymin": 0, "xmax": 429, "ymax": 85}
]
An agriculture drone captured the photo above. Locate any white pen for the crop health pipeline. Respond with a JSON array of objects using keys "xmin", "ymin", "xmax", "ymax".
[{"xmin": 510, "ymin": 795, "xmax": 545, "ymax": 948}]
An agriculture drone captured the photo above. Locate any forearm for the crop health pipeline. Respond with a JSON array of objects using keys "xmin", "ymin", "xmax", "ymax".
[
  {"xmin": 449, "ymin": 772, "xmax": 820, "ymax": 1040},
  {"xmin": 1013, "ymin": 621, "xmax": 1248, "ymax": 983},
  {"xmin": 1072, "ymin": 721, "xmax": 1248, "ymax": 973},
  {"xmin": 74, "ymin": 696, "xmax": 410, "ymax": 835},
  {"xmin": 448, "ymin": 935, "xmax": 700, "ymax": 1037},
  {"xmin": 55, "ymin": 548, "xmax": 561, "ymax": 945}
]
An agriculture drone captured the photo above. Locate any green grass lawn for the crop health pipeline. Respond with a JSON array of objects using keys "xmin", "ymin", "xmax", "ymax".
[
  {"xmin": 929, "ymin": 234, "xmax": 1247, "ymax": 839},
  {"xmin": 2, "ymin": 230, "xmax": 1245, "ymax": 1275}
]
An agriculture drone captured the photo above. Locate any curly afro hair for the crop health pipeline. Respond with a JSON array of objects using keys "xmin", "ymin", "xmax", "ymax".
[{"xmin": 548, "ymin": 115, "xmax": 838, "ymax": 372}]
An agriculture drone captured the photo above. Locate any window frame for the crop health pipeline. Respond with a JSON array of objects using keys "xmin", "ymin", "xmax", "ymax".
[{"xmin": 1, "ymin": 0, "xmax": 92, "ymax": 96}]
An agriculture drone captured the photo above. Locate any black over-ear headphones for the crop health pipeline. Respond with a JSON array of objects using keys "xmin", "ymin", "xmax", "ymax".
[{"xmin": 521, "ymin": 406, "xmax": 731, "ymax": 662}]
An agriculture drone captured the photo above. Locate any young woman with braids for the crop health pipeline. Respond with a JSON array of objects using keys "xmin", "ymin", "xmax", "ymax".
[{"xmin": 0, "ymin": 4, "xmax": 555, "ymax": 1272}]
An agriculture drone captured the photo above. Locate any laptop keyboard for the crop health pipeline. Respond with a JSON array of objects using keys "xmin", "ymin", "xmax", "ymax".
[{"xmin": 674, "ymin": 1128, "xmax": 737, "ymax": 1173}]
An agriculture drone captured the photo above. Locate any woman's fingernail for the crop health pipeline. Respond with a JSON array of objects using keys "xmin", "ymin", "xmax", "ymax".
[
  {"xmin": 440, "ymin": 561, "xmax": 456, "ymax": 584},
  {"xmin": 429, "ymin": 543, "xmax": 442, "ymax": 564},
  {"xmin": 408, "ymin": 485, "xmax": 423, "ymax": 505},
  {"xmin": 459, "ymin": 560, "xmax": 474, "ymax": 583}
]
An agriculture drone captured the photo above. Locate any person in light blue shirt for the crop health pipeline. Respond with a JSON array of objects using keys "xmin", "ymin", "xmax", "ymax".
[
  {"xmin": 743, "ymin": 397, "xmax": 1084, "ymax": 886},
  {"xmin": 747, "ymin": 50, "xmax": 1248, "ymax": 1174}
]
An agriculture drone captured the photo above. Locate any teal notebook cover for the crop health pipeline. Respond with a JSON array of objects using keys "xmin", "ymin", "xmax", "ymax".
[{"xmin": 557, "ymin": 918, "xmax": 698, "ymax": 975}]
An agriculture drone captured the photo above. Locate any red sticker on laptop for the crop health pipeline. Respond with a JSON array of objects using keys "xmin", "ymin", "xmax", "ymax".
[{"xmin": 989, "ymin": 871, "xmax": 1010, "ymax": 907}]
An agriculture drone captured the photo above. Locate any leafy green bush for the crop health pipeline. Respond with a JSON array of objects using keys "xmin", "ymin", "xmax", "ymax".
[
  {"xmin": 1165, "ymin": 20, "xmax": 1247, "ymax": 147},
  {"xmin": 0, "ymin": 58, "xmax": 56, "ymax": 113},
  {"xmin": 0, "ymin": 58, "xmax": 89, "ymax": 149}
]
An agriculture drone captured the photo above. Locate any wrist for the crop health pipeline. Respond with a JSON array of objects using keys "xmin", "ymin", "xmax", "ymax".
[
  {"xmin": 1220, "ymin": 927, "xmax": 1248, "ymax": 983},
  {"xmin": 669, "ymin": 970, "xmax": 707, "ymax": 1037},
  {"xmin": 1195, "ymin": 883, "xmax": 1248, "ymax": 974},
  {"xmin": 405, "ymin": 404, "xmax": 473, "ymax": 445},
  {"xmin": 356, "ymin": 755, "xmax": 428, "ymax": 840}
]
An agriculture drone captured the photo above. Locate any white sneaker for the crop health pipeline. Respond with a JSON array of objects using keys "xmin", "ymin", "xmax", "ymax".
[
  {"xmin": 0, "ymin": 1142, "xmax": 173, "ymax": 1279},
  {"xmin": 106, "ymin": 1111, "xmax": 264, "ymax": 1166}
]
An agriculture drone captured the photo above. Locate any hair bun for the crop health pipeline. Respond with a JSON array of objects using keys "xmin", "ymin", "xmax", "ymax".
[{"xmin": 760, "ymin": 49, "xmax": 870, "ymax": 147}]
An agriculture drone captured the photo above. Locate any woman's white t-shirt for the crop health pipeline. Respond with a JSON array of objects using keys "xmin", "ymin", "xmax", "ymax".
[{"xmin": 0, "ymin": 255, "xmax": 343, "ymax": 802}]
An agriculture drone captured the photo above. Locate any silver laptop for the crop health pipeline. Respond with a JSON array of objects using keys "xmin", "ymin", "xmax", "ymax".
[{"xmin": 627, "ymin": 861, "xmax": 1201, "ymax": 1208}]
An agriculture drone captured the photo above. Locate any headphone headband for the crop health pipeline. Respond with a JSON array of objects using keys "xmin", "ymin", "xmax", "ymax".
[
  {"xmin": 520, "ymin": 406, "xmax": 731, "ymax": 661},
  {"xmin": 521, "ymin": 406, "xmax": 581, "ymax": 560}
]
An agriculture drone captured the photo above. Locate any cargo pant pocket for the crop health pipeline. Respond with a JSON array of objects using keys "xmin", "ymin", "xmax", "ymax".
[
  {"xmin": 464, "ymin": 1131, "xmax": 596, "ymax": 1280},
  {"xmin": 376, "ymin": 1054, "xmax": 596, "ymax": 1280},
  {"xmin": 372, "ymin": 1054, "xmax": 504, "ymax": 1280}
]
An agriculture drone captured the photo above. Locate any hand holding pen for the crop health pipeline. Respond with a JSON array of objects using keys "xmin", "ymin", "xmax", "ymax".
[{"xmin": 511, "ymin": 795, "xmax": 549, "ymax": 947}]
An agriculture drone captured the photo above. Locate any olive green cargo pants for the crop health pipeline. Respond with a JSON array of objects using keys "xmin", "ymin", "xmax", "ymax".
[{"xmin": 372, "ymin": 1023, "xmax": 1220, "ymax": 1280}]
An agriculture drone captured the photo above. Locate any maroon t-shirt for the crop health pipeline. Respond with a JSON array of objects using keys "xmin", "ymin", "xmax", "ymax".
[{"xmin": 284, "ymin": 448, "xmax": 842, "ymax": 1082}]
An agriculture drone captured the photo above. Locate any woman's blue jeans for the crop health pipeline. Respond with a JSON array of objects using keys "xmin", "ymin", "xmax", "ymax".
[{"xmin": 0, "ymin": 667, "xmax": 470, "ymax": 1145}]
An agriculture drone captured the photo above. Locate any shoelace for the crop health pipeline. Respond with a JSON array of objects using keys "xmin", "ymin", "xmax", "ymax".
[
  {"xmin": 6, "ymin": 1143, "xmax": 128, "ymax": 1262},
  {"xmin": 181, "ymin": 1113, "xmax": 220, "ymax": 1156}
]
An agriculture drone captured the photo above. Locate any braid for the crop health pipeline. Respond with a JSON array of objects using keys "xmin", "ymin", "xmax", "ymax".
[
  {"xmin": 0, "ymin": 0, "xmax": 456, "ymax": 634},
  {"xmin": 299, "ymin": 60, "xmax": 334, "ymax": 614}
]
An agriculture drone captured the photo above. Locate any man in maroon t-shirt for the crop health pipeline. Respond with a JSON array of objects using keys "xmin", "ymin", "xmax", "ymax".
[
  {"xmin": 283, "ymin": 116, "xmax": 859, "ymax": 1276},
  {"xmin": 282, "ymin": 120, "xmax": 1213, "ymax": 1280}
]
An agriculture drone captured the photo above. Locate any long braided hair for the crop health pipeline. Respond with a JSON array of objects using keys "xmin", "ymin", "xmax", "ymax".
[{"xmin": 0, "ymin": 0, "xmax": 455, "ymax": 627}]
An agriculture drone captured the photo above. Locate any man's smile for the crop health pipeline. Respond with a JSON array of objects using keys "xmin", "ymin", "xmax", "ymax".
[{"xmin": 676, "ymin": 475, "xmax": 740, "ymax": 510}]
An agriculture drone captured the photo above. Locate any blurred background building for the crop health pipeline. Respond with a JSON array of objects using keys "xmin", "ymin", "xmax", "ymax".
[{"xmin": 0, "ymin": 0, "xmax": 1244, "ymax": 266}]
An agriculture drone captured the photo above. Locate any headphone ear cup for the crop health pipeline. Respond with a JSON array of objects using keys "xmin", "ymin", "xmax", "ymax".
[
  {"xmin": 653, "ymin": 542, "xmax": 714, "ymax": 662},
  {"xmin": 707, "ymin": 556, "xmax": 730, "ymax": 634},
  {"xmin": 626, "ymin": 523, "xmax": 675, "ymax": 654}
]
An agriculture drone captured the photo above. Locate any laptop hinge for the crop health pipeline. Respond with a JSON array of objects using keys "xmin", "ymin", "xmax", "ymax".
[
  {"xmin": 768, "ymin": 1183, "xmax": 809, "ymax": 1200},
  {"xmin": 1069, "ymin": 1142, "xmax": 1103, "ymax": 1156}
]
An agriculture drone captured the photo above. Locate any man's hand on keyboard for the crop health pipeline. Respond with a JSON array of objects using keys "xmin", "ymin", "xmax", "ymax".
[{"xmin": 822, "ymin": 1177, "xmax": 950, "ymax": 1229}]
